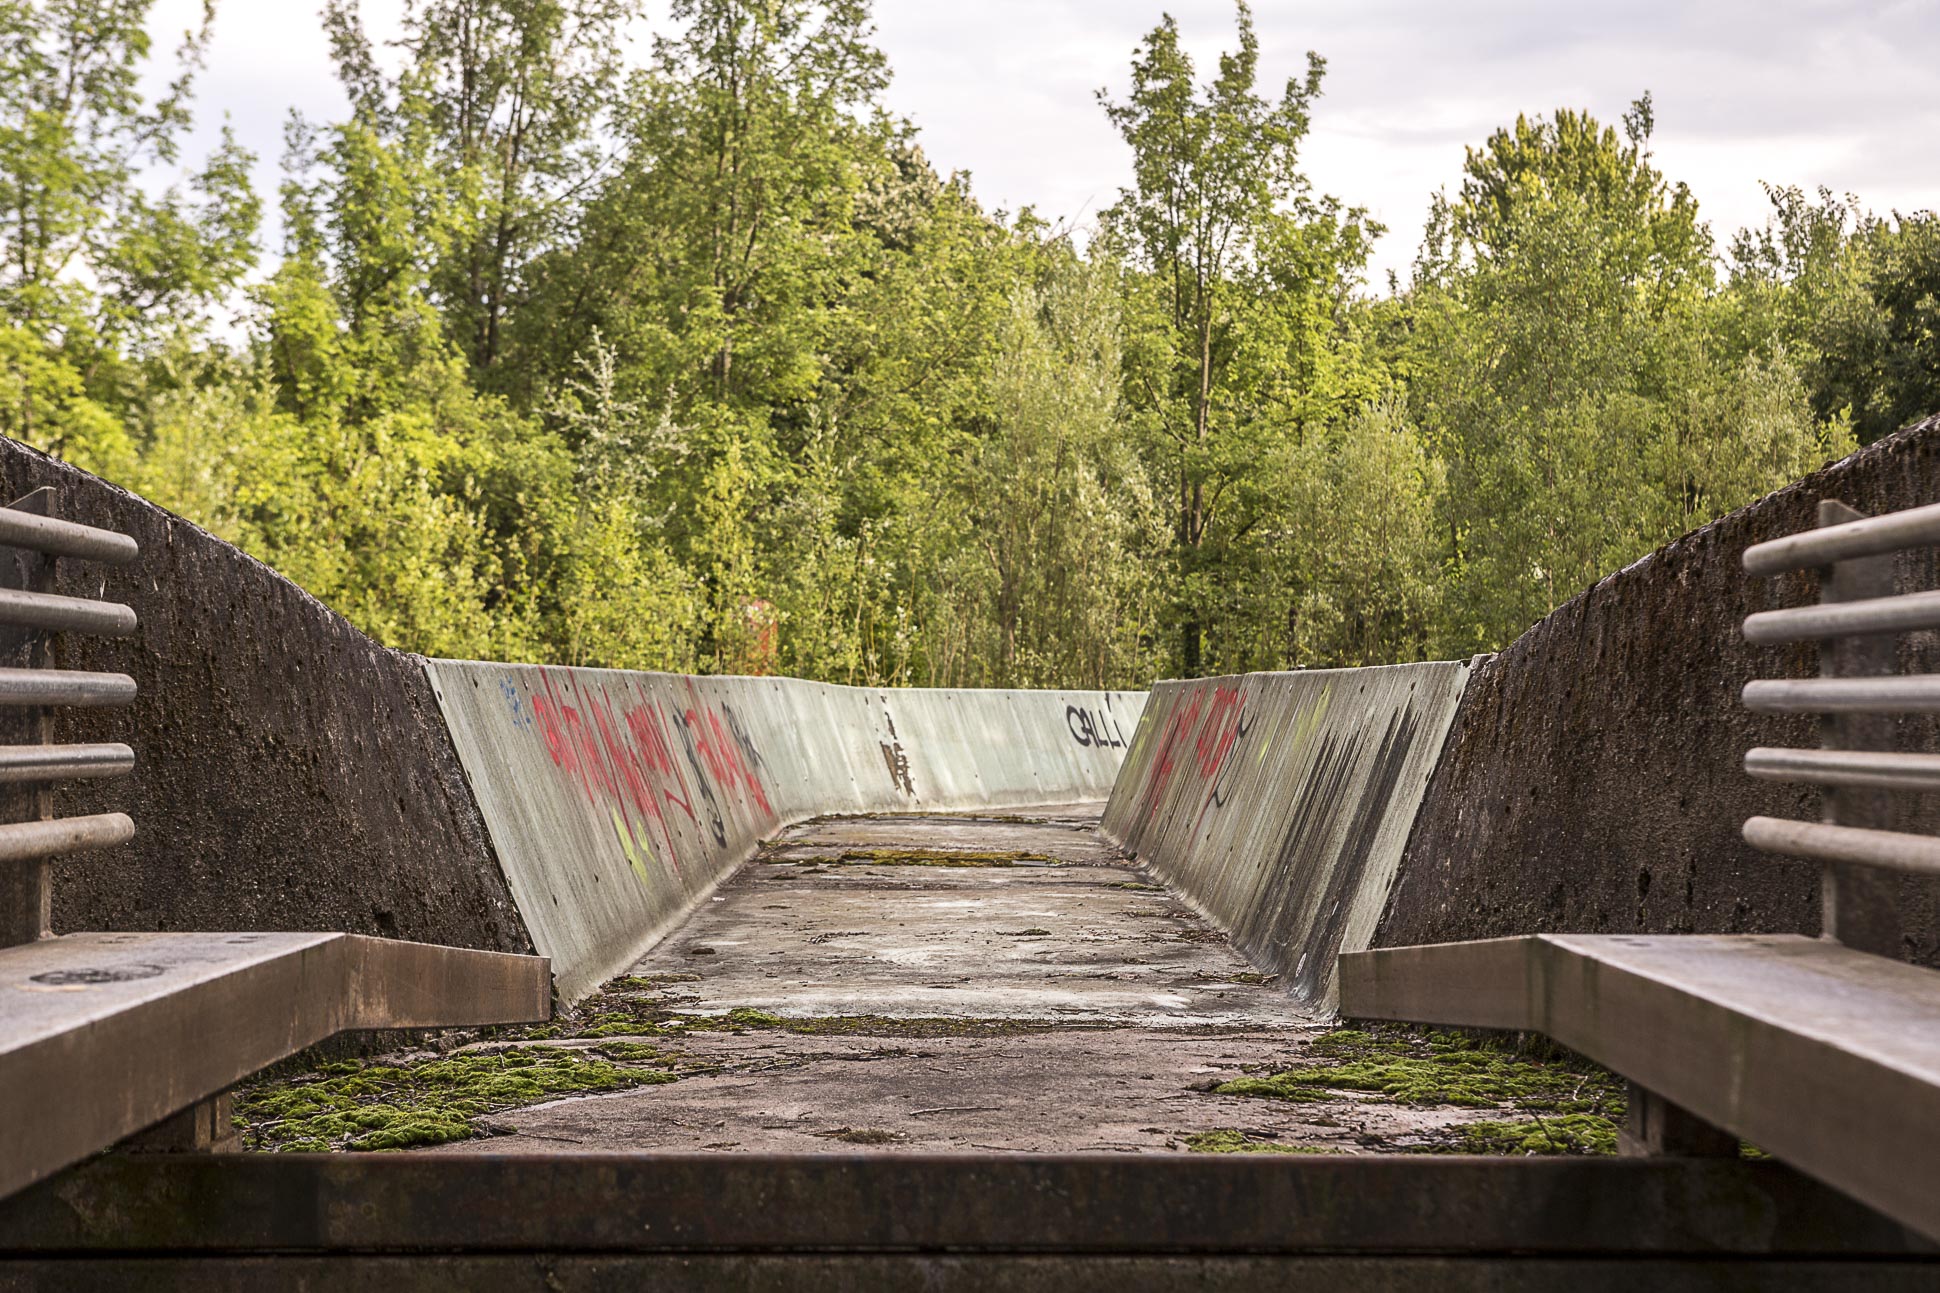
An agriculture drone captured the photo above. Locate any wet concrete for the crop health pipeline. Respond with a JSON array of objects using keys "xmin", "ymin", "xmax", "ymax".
[{"xmin": 442, "ymin": 808, "xmax": 1500, "ymax": 1156}]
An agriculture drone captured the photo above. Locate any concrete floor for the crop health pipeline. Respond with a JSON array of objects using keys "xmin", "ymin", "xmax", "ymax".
[{"xmin": 443, "ymin": 808, "xmax": 1482, "ymax": 1155}]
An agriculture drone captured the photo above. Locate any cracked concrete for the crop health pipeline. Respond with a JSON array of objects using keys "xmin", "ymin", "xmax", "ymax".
[{"xmin": 436, "ymin": 807, "xmax": 1502, "ymax": 1155}]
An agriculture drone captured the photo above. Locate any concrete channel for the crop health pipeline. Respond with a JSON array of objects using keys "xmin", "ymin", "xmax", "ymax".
[{"xmin": 425, "ymin": 805, "xmax": 1594, "ymax": 1157}]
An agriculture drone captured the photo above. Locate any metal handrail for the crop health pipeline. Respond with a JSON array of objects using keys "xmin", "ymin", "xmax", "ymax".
[
  {"xmin": 0, "ymin": 491, "xmax": 140, "ymax": 947},
  {"xmin": 1746, "ymin": 747, "xmax": 1940, "ymax": 792},
  {"xmin": 1743, "ymin": 499, "xmax": 1940, "ymax": 576},
  {"xmin": 0, "ymin": 508, "xmax": 138, "ymax": 565},
  {"xmin": 1741, "ymin": 495, "xmax": 1940, "ymax": 953}
]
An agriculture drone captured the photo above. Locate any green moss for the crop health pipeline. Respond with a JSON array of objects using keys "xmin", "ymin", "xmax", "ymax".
[
  {"xmin": 1184, "ymin": 1129, "xmax": 1333, "ymax": 1154},
  {"xmin": 237, "ymin": 1046, "xmax": 677, "ymax": 1153},
  {"xmin": 1449, "ymin": 1114, "xmax": 1619, "ymax": 1156},
  {"xmin": 1112, "ymin": 881, "xmax": 1165, "ymax": 892},
  {"xmin": 823, "ymin": 848, "xmax": 1058, "ymax": 867},
  {"xmin": 1218, "ymin": 1027, "xmax": 1622, "ymax": 1115}
]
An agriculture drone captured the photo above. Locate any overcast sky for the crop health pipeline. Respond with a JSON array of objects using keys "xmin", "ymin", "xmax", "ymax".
[{"xmin": 148, "ymin": 0, "xmax": 1940, "ymax": 288}]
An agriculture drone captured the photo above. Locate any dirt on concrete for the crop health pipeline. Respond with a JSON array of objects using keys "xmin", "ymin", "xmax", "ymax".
[{"xmin": 412, "ymin": 808, "xmax": 1612, "ymax": 1158}]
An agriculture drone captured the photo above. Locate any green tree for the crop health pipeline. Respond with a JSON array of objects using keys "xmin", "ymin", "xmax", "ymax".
[{"xmin": 1099, "ymin": 1, "xmax": 1374, "ymax": 674}]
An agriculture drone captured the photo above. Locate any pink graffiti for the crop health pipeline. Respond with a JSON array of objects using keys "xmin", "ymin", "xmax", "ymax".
[{"xmin": 526, "ymin": 671, "xmax": 774, "ymax": 875}]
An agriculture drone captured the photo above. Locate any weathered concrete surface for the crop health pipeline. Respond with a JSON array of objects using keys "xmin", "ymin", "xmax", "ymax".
[
  {"xmin": 0, "ymin": 438, "xmax": 530, "ymax": 955},
  {"xmin": 427, "ymin": 663, "xmax": 1144, "ymax": 1000},
  {"xmin": 1100, "ymin": 664, "xmax": 1474, "ymax": 1006},
  {"xmin": 437, "ymin": 810, "xmax": 1514, "ymax": 1156},
  {"xmin": 1376, "ymin": 416, "xmax": 1940, "ymax": 964}
]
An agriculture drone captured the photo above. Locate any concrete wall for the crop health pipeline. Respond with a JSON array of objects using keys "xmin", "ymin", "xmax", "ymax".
[
  {"xmin": 1374, "ymin": 417, "xmax": 1940, "ymax": 966},
  {"xmin": 427, "ymin": 663, "xmax": 1143, "ymax": 1001},
  {"xmin": 0, "ymin": 440, "xmax": 533, "ymax": 956},
  {"xmin": 1100, "ymin": 663, "xmax": 1473, "ymax": 1007}
]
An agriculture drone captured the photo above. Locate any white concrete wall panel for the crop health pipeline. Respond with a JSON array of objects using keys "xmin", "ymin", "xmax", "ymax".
[
  {"xmin": 1100, "ymin": 662, "xmax": 1474, "ymax": 1009},
  {"xmin": 426, "ymin": 661, "xmax": 1144, "ymax": 1001}
]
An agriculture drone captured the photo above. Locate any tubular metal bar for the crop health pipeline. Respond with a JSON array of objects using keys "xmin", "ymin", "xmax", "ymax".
[
  {"xmin": 1746, "ymin": 747, "xmax": 1940, "ymax": 792},
  {"xmin": 1743, "ymin": 677, "xmax": 1940, "ymax": 713},
  {"xmin": 0, "ymin": 668, "xmax": 135, "ymax": 708},
  {"xmin": 0, "ymin": 743, "xmax": 133, "ymax": 783},
  {"xmin": 0, "ymin": 588, "xmax": 134, "ymax": 637},
  {"xmin": 0, "ymin": 812, "xmax": 133, "ymax": 864},
  {"xmin": 1744, "ymin": 589, "xmax": 1940, "ymax": 644},
  {"xmin": 1744, "ymin": 500, "xmax": 1940, "ymax": 576},
  {"xmin": 1744, "ymin": 815, "xmax": 1940, "ymax": 876},
  {"xmin": 0, "ymin": 508, "xmax": 137, "ymax": 565}
]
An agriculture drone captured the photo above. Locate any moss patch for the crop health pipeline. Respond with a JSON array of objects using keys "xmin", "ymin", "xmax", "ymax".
[
  {"xmin": 1185, "ymin": 1129, "xmax": 1333, "ymax": 1154},
  {"xmin": 237, "ymin": 1045, "xmax": 678, "ymax": 1153},
  {"xmin": 1448, "ymin": 1114, "xmax": 1620, "ymax": 1156},
  {"xmin": 1218, "ymin": 1027, "xmax": 1623, "ymax": 1119},
  {"xmin": 805, "ymin": 848, "xmax": 1060, "ymax": 867}
]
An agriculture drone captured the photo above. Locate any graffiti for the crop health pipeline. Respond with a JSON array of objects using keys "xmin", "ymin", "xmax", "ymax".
[
  {"xmin": 1138, "ymin": 684, "xmax": 1255, "ymax": 825},
  {"xmin": 526, "ymin": 670, "xmax": 774, "ymax": 878},
  {"xmin": 880, "ymin": 740, "xmax": 914, "ymax": 794},
  {"xmin": 498, "ymin": 675, "xmax": 534, "ymax": 732},
  {"xmin": 1066, "ymin": 704, "xmax": 1129, "ymax": 750}
]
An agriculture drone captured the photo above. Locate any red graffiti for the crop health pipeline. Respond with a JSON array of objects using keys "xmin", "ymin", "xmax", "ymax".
[
  {"xmin": 526, "ymin": 671, "xmax": 774, "ymax": 875},
  {"xmin": 1140, "ymin": 684, "xmax": 1249, "ymax": 826}
]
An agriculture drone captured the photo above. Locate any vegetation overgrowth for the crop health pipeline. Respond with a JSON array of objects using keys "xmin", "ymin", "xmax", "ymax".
[{"xmin": 7, "ymin": 0, "xmax": 1925, "ymax": 681}]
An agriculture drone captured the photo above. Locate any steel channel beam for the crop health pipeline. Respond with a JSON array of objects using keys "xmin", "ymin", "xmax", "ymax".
[
  {"xmin": 1340, "ymin": 933, "xmax": 1940, "ymax": 1242},
  {"xmin": 1744, "ymin": 500, "xmax": 1940, "ymax": 576},
  {"xmin": 0, "ymin": 932, "xmax": 551, "ymax": 1200},
  {"xmin": 0, "ymin": 744, "xmax": 133, "ymax": 784},
  {"xmin": 0, "ymin": 669, "xmax": 135, "ymax": 708},
  {"xmin": 0, "ymin": 589, "xmax": 134, "ymax": 637},
  {"xmin": 0, "ymin": 509, "xmax": 137, "ymax": 567},
  {"xmin": 1746, "ymin": 747, "xmax": 1940, "ymax": 792}
]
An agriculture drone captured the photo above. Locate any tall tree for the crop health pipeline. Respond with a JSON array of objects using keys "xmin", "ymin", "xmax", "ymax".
[{"xmin": 1099, "ymin": 1, "xmax": 1358, "ymax": 675}]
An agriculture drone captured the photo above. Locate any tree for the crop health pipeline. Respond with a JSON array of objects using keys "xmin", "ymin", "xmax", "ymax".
[
  {"xmin": 1099, "ymin": 1, "xmax": 1371, "ymax": 675},
  {"xmin": 322, "ymin": 0, "xmax": 636, "ymax": 394},
  {"xmin": 0, "ymin": 0, "xmax": 257, "ymax": 468}
]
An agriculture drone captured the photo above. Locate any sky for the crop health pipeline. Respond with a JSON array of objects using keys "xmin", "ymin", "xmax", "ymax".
[{"xmin": 147, "ymin": 0, "xmax": 1940, "ymax": 288}]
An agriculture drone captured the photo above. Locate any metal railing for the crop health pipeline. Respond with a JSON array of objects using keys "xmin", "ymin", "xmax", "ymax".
[
  {"xmin": 1740, "ymin": 497, "xmax": 1940, "ymax": 953},
  {"xmin": 0, "ymin": 488, "xmax": 138, "ymax": 948}
]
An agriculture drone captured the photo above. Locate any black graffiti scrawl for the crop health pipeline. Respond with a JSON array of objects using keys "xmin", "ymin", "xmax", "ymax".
[{"xmin": 1066, "ymin": 698, "xmax": 1130, "ymax": 750}]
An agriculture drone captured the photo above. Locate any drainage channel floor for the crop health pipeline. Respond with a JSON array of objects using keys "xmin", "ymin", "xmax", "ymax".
[{"xmin": 417, "ymin": 807, "xmax": 1577, "ymax": 1157}]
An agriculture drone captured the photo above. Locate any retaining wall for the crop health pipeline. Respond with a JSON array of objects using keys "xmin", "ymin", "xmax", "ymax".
[
  {"xmin": 0, "ymin": 442, "xmax": 533, "ymax": 956},
  {"xmin": 1100, "ymin": 663, "xmax": 1473, "ymax": 1007},
  {"xmin": 1373, "ymin": 417, "xmax": 1940, "ymax": 966},
  {"xmin": 428, "ymin": 664, "xmax": 1142, "ymax": 1000}
]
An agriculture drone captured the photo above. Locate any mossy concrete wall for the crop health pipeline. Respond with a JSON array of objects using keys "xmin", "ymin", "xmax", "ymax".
[{"xmin": 1374, "ymin": 417, "xmax": 1940, "ymax": 966}]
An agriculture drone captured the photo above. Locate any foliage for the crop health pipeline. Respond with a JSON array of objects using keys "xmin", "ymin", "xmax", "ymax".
[{"xmin": 3, "ymin": 0, "xmax": 1922, "ymax": 685}]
